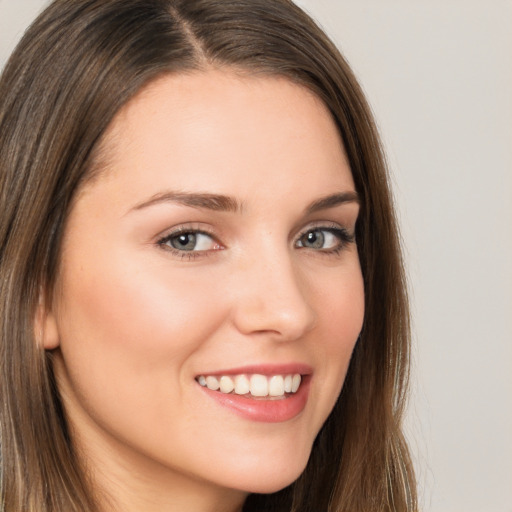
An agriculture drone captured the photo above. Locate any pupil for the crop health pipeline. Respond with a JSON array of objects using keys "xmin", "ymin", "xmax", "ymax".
[
  {"xmin": 172, "ymin": 233, "xmax": 196, "ymax": 251},
  {"xmin": 305, "ymin": 230, "xmax": 324, "ymax": 249}
]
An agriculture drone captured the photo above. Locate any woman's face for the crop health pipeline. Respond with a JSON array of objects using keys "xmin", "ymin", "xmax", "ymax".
[{"xmin": 47, "ymin": 70, "xmax": 364, "ymax": 507}]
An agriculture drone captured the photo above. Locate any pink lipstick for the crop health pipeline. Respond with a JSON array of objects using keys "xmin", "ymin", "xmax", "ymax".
[{"xmin": 196, "ymin": 364, "xmax": 312, "ymax": 423}]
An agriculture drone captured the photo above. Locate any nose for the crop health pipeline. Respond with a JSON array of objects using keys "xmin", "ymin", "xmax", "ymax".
[{"xmin": 230, "ymin": 249, "xmax": 317, "ymax": 342}]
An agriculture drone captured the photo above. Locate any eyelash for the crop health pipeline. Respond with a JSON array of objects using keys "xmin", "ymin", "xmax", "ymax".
[
  {"xmin": 156, "ymin": 224, "xmax": 355, "ymax": 260},
  {"xmin": 296, "ymin": 225, "xmax": 355, "ymax": 256},
  {"xmin": 157, "ymin": 226, "xmax": 219, "ymax": 261}
]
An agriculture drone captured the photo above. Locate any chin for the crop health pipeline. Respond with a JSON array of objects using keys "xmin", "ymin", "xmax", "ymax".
[{"xmin": 227, "ymin": 452, "xmax": 310, "ymax": 495}]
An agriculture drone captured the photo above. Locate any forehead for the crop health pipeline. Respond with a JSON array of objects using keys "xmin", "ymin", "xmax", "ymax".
[{"xmin": 83, "ymin": 69, "xmax": 354, "ymax": 206}]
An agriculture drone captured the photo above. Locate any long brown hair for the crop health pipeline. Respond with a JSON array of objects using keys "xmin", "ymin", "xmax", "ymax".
[{"xmin": 0, "ymin": 1, "xmax": 416, "ymax": 510}]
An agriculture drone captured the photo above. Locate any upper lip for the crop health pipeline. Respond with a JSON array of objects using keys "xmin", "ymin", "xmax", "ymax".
[{"xmin": 196, "ymin": 363, "xmax": 313, "ymax": 377}]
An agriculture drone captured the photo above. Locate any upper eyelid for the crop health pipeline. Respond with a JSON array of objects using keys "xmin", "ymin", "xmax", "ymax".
[
  {"xmin": 294, "ymin": 221, "xmax": 349, "ymax": 238},
  {"xmin": 294, "ymin": 223, "xmax": 356, "ymax": 248},
  {"xmin": 156, "ymin": 228, "xmax": 220, "ymax": 258},
  {"xmin": 156, "ymin": 223, "xmax": 217, "ymax": 242}
]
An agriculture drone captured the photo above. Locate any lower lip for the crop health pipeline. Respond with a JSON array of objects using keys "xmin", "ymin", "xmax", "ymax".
[{"xmin": 198, "ymin": 376, "xmax": 311, "ymax": 423}]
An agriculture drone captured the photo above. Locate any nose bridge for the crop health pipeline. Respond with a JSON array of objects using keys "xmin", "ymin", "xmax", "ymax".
[{"xmin": 231, "ymin": 240, "xmax": 316, "ymax": 340}]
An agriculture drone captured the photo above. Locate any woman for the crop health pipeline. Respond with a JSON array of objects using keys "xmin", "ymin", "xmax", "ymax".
[{"xmin": 0, "ymin": 0, "xmax": 416, "ymax": 511}]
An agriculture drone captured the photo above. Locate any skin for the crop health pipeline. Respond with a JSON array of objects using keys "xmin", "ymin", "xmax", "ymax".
[{"xmin": 42, "ymin": 69, "xmax": 365, "ymax": 512}]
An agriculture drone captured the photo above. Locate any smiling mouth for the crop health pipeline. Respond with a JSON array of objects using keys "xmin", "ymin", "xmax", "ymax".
[{"xmin": 196, "ymin": 373, "xmax": 302, "ymax": 399}]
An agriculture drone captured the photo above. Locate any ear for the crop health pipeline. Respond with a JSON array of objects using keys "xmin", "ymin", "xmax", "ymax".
[{"xmin": 35, "ymin": 291, "xmax": 60, "ymax": 350}]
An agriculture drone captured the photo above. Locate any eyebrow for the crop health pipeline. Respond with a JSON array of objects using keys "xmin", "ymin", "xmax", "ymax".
[
  {"xmin": 130, "ymin": 191, "xmax": 242, "ymax": 213},
  {"xmin": 129, "ymin": 190, "xmax": 359, "ymax": 215},
  {"xmin": 305, "ymin": 191, "xmax": 360, "ymax": 215}
]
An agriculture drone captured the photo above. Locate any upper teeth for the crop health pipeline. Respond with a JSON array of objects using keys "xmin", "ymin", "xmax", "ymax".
[{"xmin": 197, "ymin": 373, "xmax": 302, "ymax": 397}]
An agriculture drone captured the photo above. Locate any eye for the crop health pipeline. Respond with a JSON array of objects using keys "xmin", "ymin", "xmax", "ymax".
[
  {"xmin": 159, "ymin": 230, "xmax": 220, "ymax": 252},
  {"xmin": 296, "ymin": 227, "xmax": 353, "ymax": 252}
]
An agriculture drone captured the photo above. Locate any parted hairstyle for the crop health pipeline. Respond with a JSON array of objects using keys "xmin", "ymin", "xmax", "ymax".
[{"xmin": 0, "ymin": 0, "xmax": 416, "ymax": 510}]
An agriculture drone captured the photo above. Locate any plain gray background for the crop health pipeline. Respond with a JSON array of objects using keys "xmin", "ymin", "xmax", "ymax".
[{"xmin": 1, "ymin": 1, "xmax": 511, "ymax": 511}]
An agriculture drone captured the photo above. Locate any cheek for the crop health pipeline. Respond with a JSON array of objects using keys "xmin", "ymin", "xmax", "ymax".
[
  {"xmin": 53, "ymin": 240, "xmax": 233, "ymax": 423},
  {"xmin": 310, "ymin": 264, "xmax": 364, "ymax": 412},
  {"xmin": 53, "ymin": 244, "xmax": 233, "ymax": 454},
  {"xmin": 58, "ymin": 247, "xmax": 223, "ymax": 362},
  {"xmin": 319, "ymin": 263, "xmax": 364, "ymax": 349}
]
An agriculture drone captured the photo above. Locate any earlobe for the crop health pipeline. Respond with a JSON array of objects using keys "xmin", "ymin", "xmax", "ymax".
[{"xmin": 35, "ymin": 293, "xmax": 60, "ymax": 350}]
